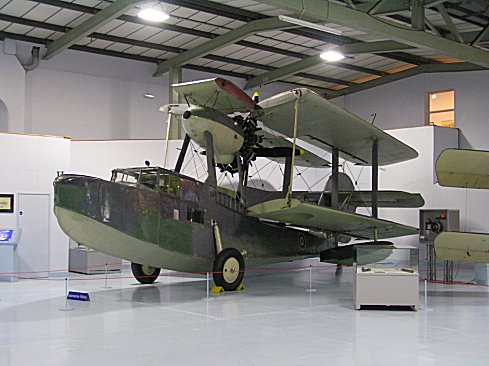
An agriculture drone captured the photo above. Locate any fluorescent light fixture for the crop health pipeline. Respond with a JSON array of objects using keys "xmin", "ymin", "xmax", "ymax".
[
  {"xmin": 138, "ymin": 8, "xmax": 169, "ymax": 22},
  {"xmin": 320, "ymin": 50, "xmax": 345, "ymax": 62},
  {"xmin": 278, "ymin": 15, "xmax": 342, "ymax": 35},
  {"xmin": 144, "ymin": 93, "xmax": 155, "ymax": 99}
]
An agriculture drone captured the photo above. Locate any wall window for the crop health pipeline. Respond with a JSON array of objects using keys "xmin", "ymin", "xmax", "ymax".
[{"xmin": 426, "ymin": 90, "xmax": 455, "ymax": 128}]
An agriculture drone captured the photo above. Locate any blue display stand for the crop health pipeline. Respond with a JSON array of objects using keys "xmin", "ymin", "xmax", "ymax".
[{"xmin": 0, "ymin": 228, "xmax": 21, "ymax": 282}]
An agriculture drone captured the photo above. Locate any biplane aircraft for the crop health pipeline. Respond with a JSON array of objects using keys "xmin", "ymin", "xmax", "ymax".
[
  {"xmin": 54, "ymin": 78, "xmax": 423, "ymax": 291},
  {"xmin": 434, "ymin": 148, "xmax": 489, "ymax": 263}
]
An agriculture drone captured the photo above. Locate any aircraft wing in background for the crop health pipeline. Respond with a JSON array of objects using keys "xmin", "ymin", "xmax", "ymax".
[{"xmin": 436, "ymin": 148, "xmax": 489, "ymax": 189}]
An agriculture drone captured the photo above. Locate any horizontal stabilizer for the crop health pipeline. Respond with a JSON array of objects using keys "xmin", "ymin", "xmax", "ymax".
[
  {"xmin": 173, "ymin": 78, "xmax": 257, "ymax": 114},
  {"xmin": 247, "ymin": 198, "xmax": 418, "ymax": 240},
  {"xmin": 436, "ymin": 149, "xmax": 489, "ymax": 189},
  {"xmin": 254, "ymin": 88, "xmax": 417, "ymax": 166},
  {"xmin": 320, "ymin": 242, "xmax": 394, "ymax": 266},
  {"xmin": 339, "ymin": 191, "xmax": 425, "ymax": 208},
  {"xmin": 434, "ymin": 231, "xmax": 489, "ymax": 263}
]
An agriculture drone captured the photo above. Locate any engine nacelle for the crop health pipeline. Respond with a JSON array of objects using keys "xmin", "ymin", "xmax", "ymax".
[{"xmin": 182, "ymin": 107, "xmax": 244, "ymax": 165}]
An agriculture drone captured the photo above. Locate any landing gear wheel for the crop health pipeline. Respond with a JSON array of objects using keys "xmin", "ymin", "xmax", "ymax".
[
  {"xmin": 131, "ymin": 262, "xmax": 161, "ymax": 284},
  {"xmin": 213, "ymin": 248, "xmax": 245, "ymax": 291}
]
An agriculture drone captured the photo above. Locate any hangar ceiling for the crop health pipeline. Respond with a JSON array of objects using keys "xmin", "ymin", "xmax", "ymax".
[{"xmin": 1, "ymin": 0, "xmax": 489, "ymax": 97}]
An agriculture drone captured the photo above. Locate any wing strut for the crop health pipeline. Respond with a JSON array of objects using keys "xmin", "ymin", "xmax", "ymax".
[
  {"xmin": 282, "ymin": 156, "xmax": 292, "ymax": 195},
  {"xmin": 286, "ymin": 91, "xmax": 302, "ymax": 205},
  {"xmin": 331, "ymin": 148, "xmax": 339, "ymax": 210},
  {"xmin": 372, "ymin": 139, "xmax": 379, "ymax": 219},
  {"xmin": 204, "ymin": 131, "xmax": 217, "ymax": 188},
  {"xmin": 175, "ymin": 134, "xmax": 191, "ymax": 173}
]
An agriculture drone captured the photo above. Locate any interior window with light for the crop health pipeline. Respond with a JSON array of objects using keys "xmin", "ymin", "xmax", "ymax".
[{"xmin": 426, "ymin": 90, "xmax": 455, "ymax": 128}]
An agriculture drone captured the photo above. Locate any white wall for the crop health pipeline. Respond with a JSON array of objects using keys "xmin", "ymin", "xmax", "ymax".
[
  {"xmin": 341, "ymin": 70, "xmax": 489, "ymax": 150},
  {"xmin": 0, "ymin": 133, "xmax": 71, "ymax": 273}
]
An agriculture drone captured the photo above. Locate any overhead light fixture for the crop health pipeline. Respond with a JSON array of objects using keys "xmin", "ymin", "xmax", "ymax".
[
  {"xmin": 278, "ymin": 15, "xmax": 342, "ymax": 36},
  {"xmin": 137, "ymin": 7, "xmax": 169, "ymax": 22},
  {"xmin": 144, "ymin": 93, "xmax": 155, "ymax": 99},
  {"xmin": 320, "ymin": 50, "xmax": 345, "ymax": 62}
]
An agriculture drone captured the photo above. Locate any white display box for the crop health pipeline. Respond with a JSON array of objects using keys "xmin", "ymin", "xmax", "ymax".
[
  {"xmin": 353, "ymin": 246, "xmax": 419, "ymax": 310},
  {"xmin": 69, "ymin": 248, "xmax": 121, "ymax": 275}
]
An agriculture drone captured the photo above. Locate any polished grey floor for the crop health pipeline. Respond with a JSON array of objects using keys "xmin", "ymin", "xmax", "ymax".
[{"xmin": 1, "ymin": 262, "xmax": 488, "ymax": 366}]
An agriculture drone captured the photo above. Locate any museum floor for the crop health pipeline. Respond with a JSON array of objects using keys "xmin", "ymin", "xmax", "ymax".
[{"xmin": 1, "ymin": 262, "xmax": 488, "ymax": 366}]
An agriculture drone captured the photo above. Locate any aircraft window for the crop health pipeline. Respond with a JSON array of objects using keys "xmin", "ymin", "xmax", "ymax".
[
  {"xmin": 112, "ymin": 171, "xmax": 138, "ymax": 184},
  {"xmin": 139, "ymin": 171, "xmax": 158, "ymax": 189},
  {"xmin": 159, "ymin": 174, "xmax": 180, "ymax": 196},
  {"xmin": 187, "ymin": 208, "xmax": 205, "ymax": 224},
  {"xmin": 426, "ymin": 90, "xmax": 455, "ymax": 128}
]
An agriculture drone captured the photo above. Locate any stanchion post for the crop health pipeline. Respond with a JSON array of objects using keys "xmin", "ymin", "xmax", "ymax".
[
  {"xmin": 305, "ymin": 265, "xmax": 317, "ymax": 293},
  {"xmin": 424, "ymin": 279, "xmax": 428, "ymax": 309},
  {"xmin": 59, "ymin": 277, "xmax": 74, "ymax": 312},
  {"xmin": 102, "ymin": 262, "xmax": 112, "ymax": 289},
  {"xmin": 202, "ymin": 272, "xmax": 215, "ymax": 302}
]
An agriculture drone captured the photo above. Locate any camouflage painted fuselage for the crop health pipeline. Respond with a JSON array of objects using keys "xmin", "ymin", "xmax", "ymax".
[{"xmin": 54, "ymin": 168, "xmax": 331, "ymax": 273}]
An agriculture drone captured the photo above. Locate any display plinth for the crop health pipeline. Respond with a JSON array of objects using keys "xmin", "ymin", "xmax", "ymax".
[
  {"xmin": 69, "ymin": 248, "xmax": 121, "ymax": 274},
  {"xmin": 354, "ymin": 246, "xmax": 419, "ymax": 310}
]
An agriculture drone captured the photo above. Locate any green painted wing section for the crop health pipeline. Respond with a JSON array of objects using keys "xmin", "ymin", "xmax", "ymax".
[
  {"xmin": 340, "ymin": 191, "xmax": 425, "ymax": 208},
  {"xmin": 172, "ymin": 78, "xmax": 256, "ymax": 113},
  {"xmin": 436, "ymin": 149, "xmax": 489, "ymax": 189},
  {"xmin": 254, "ymin": 88, "xmax": 418, "ymax": 166},
  {"xmin": 257, "ymin": 129, "xmax": 330, "ymax": 167},
  {"xmin": 247, "ymin": 198, "xmax": 418, "ymax": 240},
  {"xmin": 434, "ymin": 231, "xmax": 489, "ymax": 263}
]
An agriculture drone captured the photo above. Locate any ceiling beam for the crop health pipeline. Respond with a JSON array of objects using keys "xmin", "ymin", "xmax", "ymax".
[
  {"xmin": 436, "ymin": 4, "xmax": 464, "ymax": 43},
  {"xmin": 153, "ymin": 17, "xmax": 296, "ymax": 77},
  {"xmin": 471, "ymin": 24, "xmax": 489, "ymax": 46},
  {"xmin": 244, "ymin": 40, "xmax": 414, "ymax": 89},
  {"xmin": 258, "ymin": 0, "xmax": 489, "ymax": 68},
  {"xmin": 356, "ymin": 0, "xmax": 453, "ymax": 15},
  {"xmin": 411, "ymin": 0, "xmax": 425, "ymax": 30},
  {"xmin": 44, "ymin": 0, "xmax": 147, "ymax": 60},
  {"xmin": 330, "ymin": 61, "xmax": 487, "ymax": 97}
]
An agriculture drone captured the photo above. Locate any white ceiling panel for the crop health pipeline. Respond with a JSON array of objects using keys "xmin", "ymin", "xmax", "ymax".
[
  {"xmin": 144, "ymin": 30, "xmax": 180, "ymax": 44},
  {"xmin": 189, "ymin": 11, "xmax": 215, "ymax": 23},
  {"xmin": 0, "ymin": 19, "xmax": 10, "ymax": 30},
  {"xmin": 47, "ymin": 9, "xmax": 83, "ymax": 27},
  {"xmin": 96, "ymin": 19, "xmax": 125, "ymax": 35},
  {"xmin": 105, "ymin": 42, "xmax": 131, "ymax": 53},
  {"xmin": 194, "ymin": 23, "xmax": 218, "ymax": 33},
  {"xmin": 225, "ymin": 48, "xmax": 257, "ymax": 60},
  {"xmin": 23, "ymin": 3, "xmax": 59, "ymax": 22},
  {"xmin": 86, "ymin": 39, "xmax": 114, "ymax": 49},
  {"xmin": 123, "ymin": 45, "xmax": 150, "ymax": 55},
  {"xmin": 4, "ymin": 22, "xmax": 33, "ymax": 34},
  {"xmin": 242, "ymin": 50, "xmax": 274, "ymax": 62},
  {"xmin": 74, "ymin": 36, "xmax": 91, "ymax": 46},
  {"xmin": 255, "ymin": 53, "xmax": 288, "ymax": 65},
  {"xmin": 73, "ymin": 0, "xmax": 104, "ymax": 7},
  {"xmin": 108, "ymin": 22, "xmax": 144, "ymax": 38},
  {"xmin": 201, "ymin": 60, "xmax": 227, "ymax": 69},
  {"xmin": 67, "ymin": 13, "xmax": 92, "ymax": 28},
  {"xmin": 0, "ymin": 0, "xmax": 11, "ymax": 9},
  {"xmin": 207, "ymin": 16, "xmax": 234, "ymax": 27},
  {"xmin": 209, "ymin": 44, "xmax": 244, "ymax": 57},
  {"xmin": 175, "ymin": 19, "xmax": 201, "ymax": 29},
  {"xmin": 140, "ymin": 49, "xmax": 166, "ymax": 58},
  {"xmin": 0, "ymin": 0, "xmax": 36, "ymax": 17},
  {"xmin": 126, "ymin": 26, "xmax": 162, "ymax": 42},
  {"xmin": 225, "ymin": 19, "xmax": 246, "ymax": 29},
  {"xmin": 170, "ymin": 7, "xmax": 199, "ymax": 18},
  {"xmin": 26, "ymin": 27, "xmax": 55, "ymax": 39},
  {"xmin": 165, "ymin": 33, "xmax": 199, "ymax": 48},
  {"xmin": 231, "ymin": 65, "xmax": 253, "ymax": 73},
  {"xmin": 179, "ymin": 37, "xmax": 208, "ymax": 50}
]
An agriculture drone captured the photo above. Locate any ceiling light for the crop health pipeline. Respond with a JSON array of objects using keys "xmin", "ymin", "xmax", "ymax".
[
  {"xmin": 144, "ymin": 93, "xmax": 155, "ymax": 99},
  {"xmin": 431, "ymin": 94, "xmax": 437, "ymax": 99},
  {"xmin": 137, "ymin": 8, "xmax": 169, "ymax": 22},
  {"xmin": 320, "ymin": 50, "xmax": 345, "ymax": 62},
  {"xmin": 278, "ymin": 15, "xmax": 342, "ymax": 36}
]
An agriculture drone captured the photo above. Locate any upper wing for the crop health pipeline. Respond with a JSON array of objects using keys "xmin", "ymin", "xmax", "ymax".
[
  {"xmin": 247, "ymin": 198, "xmax": 418, "ymax": 240},
  {"xmin": 436, "ymin": 148, "xmax": 489, "ymax": 189},
  {"xmin": 254, "ymin": 88, "xmax": 418, "ymax": 166},
  {"xmin": 172, "ymin": 78, "xmax": 257, "ymax": 114},
  {"xmin": 434, "ymin": 231, "xmax": 489, "ymax": 263},
  {"xmin": 256, "ymin": 129, "xmax": 330, "ymax": 168}
]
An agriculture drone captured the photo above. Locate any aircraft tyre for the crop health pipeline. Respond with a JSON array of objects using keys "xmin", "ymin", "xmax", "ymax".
[
  {"xmin": 131, "ymin": 263, "xmax": 161, "ymax": 284},
  {"xmin": 212, "ymin": 248, "xmax": 245, "ymax": 291}
]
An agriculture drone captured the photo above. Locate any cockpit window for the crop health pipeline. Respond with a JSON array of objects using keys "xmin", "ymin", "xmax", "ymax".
[
  {"xmin": 112, "ymin": 171, "xmax": 138, "ymax": 184},
  {"xmin": 139, "ymin": 170, "xmax": 158, "ymax": 189},
  {"xmin": 159, "ymin": 174, "xmax": 180, "ymax": 196}
]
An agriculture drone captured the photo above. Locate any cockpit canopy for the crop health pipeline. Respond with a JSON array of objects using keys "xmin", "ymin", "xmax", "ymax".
[{"xmin": 111, "ymin": 167, "xmax": 181, "ymax": 196}]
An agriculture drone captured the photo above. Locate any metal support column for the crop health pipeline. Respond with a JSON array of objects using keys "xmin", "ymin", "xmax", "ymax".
[
  {"xmin": 204, "ymin": 131, "xmax": 217, "ymax": 188},
  {"xmin": 282, "ymin": 156, "xmax": 292, "ymax": 195},
  {"xmin": 331, "ymin": 148, "xmax": 339, "ymax": 210},
  {"xmin": 174, "ymin": 134, "xmax": 190, "ymax": 173},
  {"xmin": 372, "ymin": 139, "xmax": 379, "ymax": 219},
  {"xmin": 168, "ymin": 66, "xmax": 182, "ymax": 139}
]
